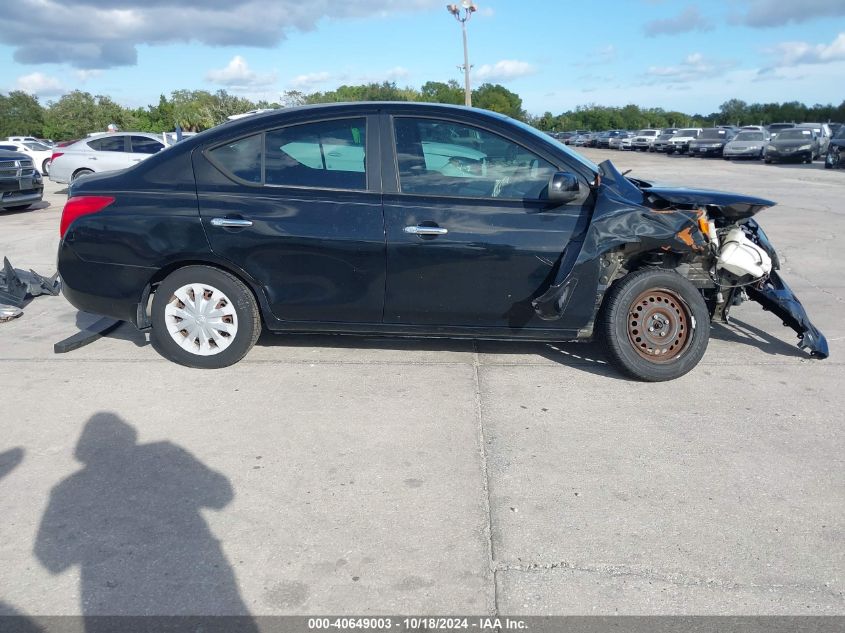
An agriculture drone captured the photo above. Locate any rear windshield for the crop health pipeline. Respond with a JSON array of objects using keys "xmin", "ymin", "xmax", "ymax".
[
  {"xmin": 734, "ymin": 132, "xmax": 764, "ymax": 141},
  {"xmin": 700, "ymin": 129, "xmax": 728, "ymax": 139},
  {"xmin": 777, "ymin": 129, "xmax": 813, "ymax": 140}
]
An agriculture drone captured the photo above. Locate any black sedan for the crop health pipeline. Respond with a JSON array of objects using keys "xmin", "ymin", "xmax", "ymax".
[
  {"xmin": 688, "ymin": 128, "xmax": 737, "ymax": 157},
  {"xmin": 57, "ymin": 103, "xmax": 828, "ymax": 380},
  {"xmin": 765, "ymin": 128, "xmax": 820, "ymax": 164}
]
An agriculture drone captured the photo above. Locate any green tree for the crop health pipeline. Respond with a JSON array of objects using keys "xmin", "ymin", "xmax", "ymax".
[
  {"xmin": 471, "ymin": 83, "xmax": 524, "ymax": 119},
  {"xmin": 420, "ymin": 80, "xmax": 464, "ymax": 105},
  {"xmin": 0, "ymin": 91, "xmax": 45, "ymax": 137}
]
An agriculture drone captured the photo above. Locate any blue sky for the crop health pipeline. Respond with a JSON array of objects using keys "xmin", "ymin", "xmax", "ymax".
[{"xmin": 1, "ymin": 0, "xmax": 843, "ymax": 115}]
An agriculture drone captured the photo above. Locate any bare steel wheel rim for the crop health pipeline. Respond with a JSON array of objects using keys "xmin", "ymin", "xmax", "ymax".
[
  {"xmin": 627, "ymin": 288, "xmax": 693, "ymax": 363},
  {"xmin": 164, "ymin": 283, "xmax": 238, "ymax": 356}
]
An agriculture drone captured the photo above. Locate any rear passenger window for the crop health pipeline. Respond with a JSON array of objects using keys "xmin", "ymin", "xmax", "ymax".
[
  {"xmin": 208, "ymin": 134, "xmax": 262, "ymax": 184},
  {"xmin": 88, "ymin": 137, "xmax": 126, "ymax": 152},
  {"xmin": 130, "ymin": 136, "xmax": 164, "ymax": 154},
  {"xmin": 265, "ymin": 119, "xmax": 366, "ymax": 190}
]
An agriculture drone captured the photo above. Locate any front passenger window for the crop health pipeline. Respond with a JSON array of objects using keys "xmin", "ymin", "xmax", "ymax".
[{"xmin": 394, "ymin": 118, "xmax": 557, "ymax": 199}]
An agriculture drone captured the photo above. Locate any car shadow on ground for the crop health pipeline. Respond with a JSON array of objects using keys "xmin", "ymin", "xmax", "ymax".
[
  {"xmin": 0, "ymin": 201, "xmax": 50, "ymax": 216},
  {"xmin": 257, "ymin": 332, "xmax": 628, "ymax": 380},
  {"xmin": 710, "ymin": 318, "xmax": 806, "ymax": 358}
]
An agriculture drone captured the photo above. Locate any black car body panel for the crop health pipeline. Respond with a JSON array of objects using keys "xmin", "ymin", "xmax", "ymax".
[{"xmin": 57, "ymin": 102, "xmax": 829, "ymax": 361}]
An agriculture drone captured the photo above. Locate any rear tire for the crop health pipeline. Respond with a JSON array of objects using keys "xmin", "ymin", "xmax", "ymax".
[
  {"xmin": 71, "ymin": 168, "xmax": 94, "ymax": 182},
  {"xmin": 151, "ymin": 266, "xmax": 261, "ymax": 369},
  {"xmin": 42, "ymin": 159, "xmax": 51, "ymax": 175},
  {"xmin": 599, "ymin": 269, "xmax": 710, "ymax": 382}
]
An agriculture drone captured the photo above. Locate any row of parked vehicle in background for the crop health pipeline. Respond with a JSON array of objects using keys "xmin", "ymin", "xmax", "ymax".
[{"xmin": 551, "ymin": 122, "xmax": 844, "ymax": 168}]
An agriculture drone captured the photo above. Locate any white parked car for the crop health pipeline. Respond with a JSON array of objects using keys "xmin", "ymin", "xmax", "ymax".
[
  {"xmin": 0, "ymin": 140, "xmax": 54, "ymax": 175},
  {"xmin": 49, "ymin": 133, "xmax": 167, "ymax": 184},
  {"xmin": 630, "ymin": 129, "xmax": 660, "ymax": 151},
  {"xmin": 666, "ymin": 128, "xmax": 703, "ymax": 155}
]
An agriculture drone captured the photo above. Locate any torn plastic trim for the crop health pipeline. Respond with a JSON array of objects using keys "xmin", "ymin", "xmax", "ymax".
[{"xmin": 746, "ymin": 270, "xmax": 829, "ymax": 359}]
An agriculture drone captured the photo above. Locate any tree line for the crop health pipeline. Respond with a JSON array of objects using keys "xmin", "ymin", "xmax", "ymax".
[{"xmin": 1, "ymin": 81, "xmax": 843, "ymax": 140}]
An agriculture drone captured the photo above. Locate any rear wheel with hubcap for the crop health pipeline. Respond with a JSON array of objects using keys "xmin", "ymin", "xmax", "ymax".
[
  {"xmin": 71, "ymin": 168, "xmax": 93, "ymax": 182},
  {"xmin": 600, "ymin": 269, "xmax": 710, "ymax": 381},
  {"xmin": 151, "ymin": 266, "xmax": 261, "ymax": 368}
]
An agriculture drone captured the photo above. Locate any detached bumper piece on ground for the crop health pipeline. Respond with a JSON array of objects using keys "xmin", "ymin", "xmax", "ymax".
[{"xmin": 0, "ymin": 257, "xmax": 60, "ymax": 321}]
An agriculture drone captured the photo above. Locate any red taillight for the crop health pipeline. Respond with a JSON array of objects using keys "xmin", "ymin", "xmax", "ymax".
[
  {"xmin": 51, "ymin": 151, "xmax": 64, "ymax": 162},
  {"xmin": 60, "ymin": 196, "xmax": 115, "ymax": 238}
]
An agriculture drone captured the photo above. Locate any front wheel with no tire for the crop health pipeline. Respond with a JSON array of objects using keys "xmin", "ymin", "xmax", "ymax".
[
  {"xmin": 151, "ymin": 266, "xmax": 261, "ymax": 368},
  {"xmin": 599, "ymin": 269, "xmax": 710, "ymax": 381}
]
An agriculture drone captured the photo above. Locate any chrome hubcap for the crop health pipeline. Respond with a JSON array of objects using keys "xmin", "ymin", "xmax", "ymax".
[{"xmin": 164, "ymin": 283, "xmax": 238, "ymax": 356}]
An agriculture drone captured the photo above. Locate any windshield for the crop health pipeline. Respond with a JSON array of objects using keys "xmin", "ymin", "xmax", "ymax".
[
  {"xmin": 637, "ymin": 130, "xmax": 658, "ymax": 136},
  {"xmin": 675, "ymin": 129, "xmax": 699, "ymax": 137},
  {"xmin": 777, "ymin": 129, "xmax": 813, "ymax": 140},
  {"xmin": 509, "ymin": 117, "xmax": 599, "ymax": 173},
  {"xmin": 734, "ymin": 132, "xmax": 764, "ymax": 141},
  {"xmin": 700, "ymin": 129, "xmax": 727, "ymax": 139},
  {"xmin": 24, "ymin": 141, "xmax": 49, "ymax": 150}
]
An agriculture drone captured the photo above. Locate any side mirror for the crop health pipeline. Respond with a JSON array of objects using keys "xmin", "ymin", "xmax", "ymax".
[{"xmin": 547, "ymin": 171, "xmax": 581, "ymax": 204}]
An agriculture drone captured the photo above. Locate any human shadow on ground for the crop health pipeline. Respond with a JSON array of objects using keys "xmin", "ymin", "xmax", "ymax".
[{"xmin": 33, "ymin": 413, "xmax": 257, "ymax": 632}]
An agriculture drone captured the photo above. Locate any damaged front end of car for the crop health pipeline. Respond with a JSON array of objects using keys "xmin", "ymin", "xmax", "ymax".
[{"xmin": 532, "ymin": 159, "xmax": 829, "ymax": 360}]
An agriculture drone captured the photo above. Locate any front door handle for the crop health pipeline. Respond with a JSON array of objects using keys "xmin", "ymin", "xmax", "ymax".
[
  {"xmin": 211, "ymin": 217, "xmax": 253, "ymax": 228},
  {"xmin": 404, "ymin": 225, "xmax": 448, "ymax": 236}
]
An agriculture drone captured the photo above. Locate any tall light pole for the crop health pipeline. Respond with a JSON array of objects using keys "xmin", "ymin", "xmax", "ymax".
[{"xmin": 446, "ymin": 2, "xmax": 477, "ymax": 107}]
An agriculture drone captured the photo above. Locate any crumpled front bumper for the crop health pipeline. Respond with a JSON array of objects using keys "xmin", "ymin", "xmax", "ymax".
[{"xmin": 743, "ymin": 220, "xmax": 829, "ymax": 359}]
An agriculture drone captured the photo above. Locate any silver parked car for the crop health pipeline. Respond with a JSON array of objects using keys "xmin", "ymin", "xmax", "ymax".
[
  {"xmin": 723, "ymin": 130, "xmax": 769, "ymax": 160},
  {"xmin": 49, "ymin": 133, "xmax": 167, "ymax": 184}
]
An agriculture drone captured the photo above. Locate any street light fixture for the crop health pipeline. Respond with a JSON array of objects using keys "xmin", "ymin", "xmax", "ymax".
[{"xmin": 446, "ymin": 1, "xmax": 477, "ymax": 107}]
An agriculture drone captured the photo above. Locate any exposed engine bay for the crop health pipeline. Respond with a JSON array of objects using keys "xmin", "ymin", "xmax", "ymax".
[{"xmin": 531, "ymin": 160, "xmax": 829, "ymax": 359}]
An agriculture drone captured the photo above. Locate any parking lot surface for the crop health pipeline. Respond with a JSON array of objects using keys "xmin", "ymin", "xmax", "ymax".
[{"xmin": 0, "ymin": 149, "xmax": 842, "ymax": 617}]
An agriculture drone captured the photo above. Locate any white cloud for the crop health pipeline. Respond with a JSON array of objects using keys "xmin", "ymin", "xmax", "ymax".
[
  {"xmin": 645, "ymin": 52, "xmax": 735, "ymax": 83},
  {"xmin": 206, "ymin": 55, "xmax": 277, "ymax": 89},
  {"xmin": 289, "ymin": 71, "xmax": 333, "ymax": 90},
  {"xmin": 763, "ymin": 32, "xmax": 845, "ymax": 70},
  {"xmin": 385, "ymin": 66, "xmax": 410, "ymax": 81},
  {"xmin": 0, "ymin": 0, "xmax": 443, "ymax": 69},
  {"xmin": 734, "ymin": 0, "xmax": 845, "ymax": 27},
  {"xmin": 644, "ymin": 5, "xmax": 713, "ymax": 37},
  {"xmin": 473, "ymin": 59, "xmax": 536, "ymax": 82},
  {"xmin": 14, "ymin": 72, "xmax": 65, "ymax": 96},
  {"xmin": 75, "ymin": 69, "xmax": 102, "ymax": 83}
]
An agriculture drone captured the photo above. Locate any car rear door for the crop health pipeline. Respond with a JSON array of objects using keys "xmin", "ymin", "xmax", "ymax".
[
  {"xmin": 381, "ymin": 113, "xmax": 590, "ymax": 329},
  {"xmin": 85, "ymin": 136, "xmax": 132, "ymax": 173},
  {"xmin": 193, "ymin": 113, "xmax": 386, "ymax": 325},
  {"xmin": 128, "ymin": 135, "xmax": 165, "ymax": 166}
]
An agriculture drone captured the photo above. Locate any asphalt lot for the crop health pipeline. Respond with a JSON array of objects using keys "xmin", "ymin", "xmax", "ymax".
[{"xmin": 0, "ymin": 149, "xmax": 842, "ymax": 618}]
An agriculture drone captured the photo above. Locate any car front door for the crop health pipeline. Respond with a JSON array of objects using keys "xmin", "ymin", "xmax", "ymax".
[
  {"xmin": 194, "ymin": 114, "xmax": 385, "ymax": 326},
  {"xmin": 381, "ymin": 114, "xmax": 590, "ymax": 329}
]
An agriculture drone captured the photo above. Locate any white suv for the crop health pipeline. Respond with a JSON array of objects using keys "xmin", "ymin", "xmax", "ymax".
[
  {"xmin": 630, "ymin": 129, "xmax": 660, "ymax": 151},
  {"xmin": 667, "ymin": 128, "xmax": 703, "ymax": 155}
]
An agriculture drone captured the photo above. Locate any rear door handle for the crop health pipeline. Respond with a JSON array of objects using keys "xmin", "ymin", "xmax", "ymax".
[
  {"xmin": 211, "ymin": 217, "xmax": 253, "ymax": 228},
  {"xmin": 404, "ymin": 225, "xmax": 448, "ymax": 236}
]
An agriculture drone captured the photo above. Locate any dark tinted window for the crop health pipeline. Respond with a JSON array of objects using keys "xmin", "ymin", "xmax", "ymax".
[
  {"xmin": 265, "ymin": 118, "xmax": 366, "ymax": 190},
  {"xmin": 394, "ymin": 118, "xmax": 556, "ymax": 199},
  {"xmin": 699, "ymin": 129, "xmax": 728, "ymax": 139},
  {"xmin": 88, "ymin": 136, "xmax": 126, "ymax": 152},
  {"xmin": 208, "ymin": 134, "xmax": 263, "ymax": 183},
  {"xmin": 130, "ymin": 136, "xmax": 165, "ymax": 154},
  {"xmin": 0, "ymin": 144, "xmax": 17, "ymax": 151}
]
